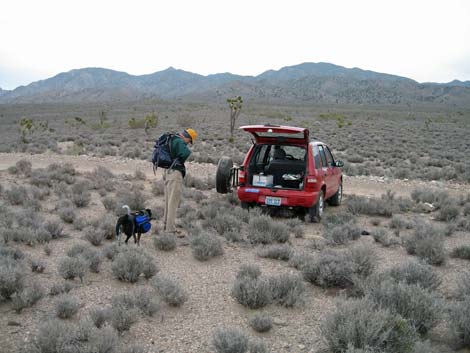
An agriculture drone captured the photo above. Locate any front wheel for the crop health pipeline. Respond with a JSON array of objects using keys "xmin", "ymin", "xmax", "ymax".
[
  {"xmin": 329, "ymin": 182, "xmax": 342, "ymax": 206},
  {"xmin": 308, "ymin": 192, "xmax": 324, "ymax": 223}
]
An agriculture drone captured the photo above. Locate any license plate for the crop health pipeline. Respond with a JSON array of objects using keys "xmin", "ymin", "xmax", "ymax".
[{"xmin": 265, "ymin": 196, "xmax": 282, "ymax": 206}]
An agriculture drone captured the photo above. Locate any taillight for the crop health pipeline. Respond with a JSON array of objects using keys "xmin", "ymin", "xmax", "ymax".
[
  {"xmin": 304, "ymin": 176, "xmax": 317, "ymax": 191},
  {"xmin": 239, "ymin": 170, "xmax": 246, "ymax": 185}
]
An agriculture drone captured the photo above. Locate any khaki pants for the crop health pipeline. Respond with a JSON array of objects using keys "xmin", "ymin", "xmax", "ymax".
[{"xmin": 163, "ymin": 169, "xmax": 183, "ymax": 232}]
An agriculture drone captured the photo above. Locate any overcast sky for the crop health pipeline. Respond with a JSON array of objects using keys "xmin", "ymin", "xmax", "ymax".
[{"xmin": 1, "ymin": 0, "xmax": 469, "ymax": 90}]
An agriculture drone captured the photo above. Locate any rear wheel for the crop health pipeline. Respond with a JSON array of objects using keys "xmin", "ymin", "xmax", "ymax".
[
  {"xmin": 308, "ymin": 192, "xmax": 324, "ymax": 223},
  {"xmin": 241, "ymin": 201, "xmax": 250, "ymax": 210},
  {"xmin": 216, "ymin": 156, "xmax": 233, "ymax": 194},
  {"xmin": 329, "ymin": 182, "xmax": 342, "ymax": 206}
]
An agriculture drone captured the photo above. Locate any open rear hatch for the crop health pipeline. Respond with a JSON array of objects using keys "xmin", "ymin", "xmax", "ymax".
[{"xmin": 240, "ymin": 124, "xmax": 309, "ymax": 146}]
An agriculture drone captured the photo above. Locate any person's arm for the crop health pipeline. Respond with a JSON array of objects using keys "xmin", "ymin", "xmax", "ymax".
[{"xmin": 172, "ymin": 137, "xmax": 191, "ymax": 163}]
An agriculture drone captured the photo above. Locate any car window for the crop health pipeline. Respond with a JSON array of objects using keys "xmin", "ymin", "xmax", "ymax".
[
  {"xmin": 251, "ymin": 144, "xmax": 269, "ymax": 166},
  {"xmin": 324, "ymin": 146, "xmax": 335, "ymax": 167},
  {"xmin": 313, "ymin": 145, "xmax": 321, "ymax": 169},
  {"xmin": 268, "ymin": 145, "xmax": 305, "ymax": 161},
  {"xmin": 318, "ymin": 145, "xmax": 327, "ymax": 168}
]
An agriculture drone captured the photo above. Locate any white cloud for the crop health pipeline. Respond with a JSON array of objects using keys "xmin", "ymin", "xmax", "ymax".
[{"xmin": 0, "ymin": 0, "xmax": 469, "ymax": 89}]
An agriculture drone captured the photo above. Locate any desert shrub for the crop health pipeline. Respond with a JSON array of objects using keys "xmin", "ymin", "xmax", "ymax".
[
  {"xmin": 347, "ymin": 195, "xmax": 394, "ymax": 217},
  {"xmin": 371, "ymin": 227, "xmax": 399, "ymax": 247},
  {"xmin": 388, "ymin": 261, "xmax": 441, "ymax": 291},
  {"xmin": 404, "ymin": 222, "xmax": 446, "ymax": 265},
  {"xmin": 288, "ymin": 251, "xmax": 315, "ymax": 270},
  {"xmin": 67, "ymin": 244, "xmax": 102, "ymax": 273},
  {"xmin": 390, "ymin": 214, "xmax": 412, "ymax": 230},
  {"xmin": 84, "ymin": 226, "xmax": 105, "ymax": 246},
  {"xmin": 237, "ymin": 264, "xmax": 261, "ymax": 280},
  {"xmin": 323, "ymin": 222, "xmax": 361, "ymax": 245},
  {"xmin": 249, "ymin": 339, "xmax": 267, "ymax": 353},
  {"xmin": 213, "ymin": 213, "xmax": 243, "ymax": 235},
  {"xmin": 44, "ymin": 220, "xmax": 65, "ymax": 239},
  {"xmin": 71, "ymin": 180, "xmax": 91, "ymax": 207},
  {"xmin": 58, "ymin": 256, "xmax": 87, "ymax": 281},
  {"xmin": 324, "ymin": 212, "xmax": 356, "ymax": 226},
  {"xmin": 30, "ymin": 185, "xmax": 49, "ymax": 201},
  {"xmin": 350, "ymin": 244, "xmax": 377, "ymax": 278},
  {"xmin": 58, "ymin": 207, "xmax": 76, "ymax": 223},
  {"xmin": 0, "ymin": 256, "xmax": 26, "ymax": 299},
  {"xmin": 12, "ymin": 281, "xmax": 44, "ymax": 313},
  {"xmin": 257, "ymin": 244, "xmax": 293, "ymax": 261},
  {"xmin": 213, "ymin": 327, "xmax": 249, "ymax": 353},
  {"xmin": 118, "ymin": 188, "xmax": 148, "ymax": 211},
  {"xmin": 451, "ymin": 245, "xmax": 470, "ymax": 260},
  {"xmin": 456, "ymin": 272, "xmax": 470, "ymax": 299},
  {"xmin": 248, "ymin": 216, "xmax": 289, "ymax": 244},
  {"xmin": 49, "ymin": 281, "xmax": 75, "ymax": 296},
  {"xmin": 464, "ymin": 203, "xmax": 470, "ymax": 217},
  {"xmin": 224, "ymin": 230, "xmax": 244, "ymax": 242},
  {"xmin": 153, "ymin": 275, "xmax": 187, "ymax": 307},
  {"xmin": 5, "ymin": 185, "xmax": 29, "ymax": 205},
  {"xmin": 151, "ymin": 180, "xmax": 165, "ymax": 196},
  {"xmin": 31, "ymin": 258, "xmax": 46, "ymax": 273},
  {"xmin": 322, "ymin": 298, "xmax": 417, "ymax": 353},
  {"xmin": 44, "ymin": 243, "xmax": 52, "ymax": 256},
  {"xmin": 435, "ymin": 204, "xmax": 460, "ymax": 222},
  {"xmin": 133, "ymin": 287, "xmax": 160, "ymax": 315},
  {"xmin": 110, "ymin": 294, "xmax": 139, "ymax": 334},
  {"xmin": 154, "ymin": 233, "xmax": 177, "ymax": 251},
  {"xmin": 367, "ymin": 280, "xmax": 442, "ymax": 335},
  {"xmin": 302, "ymin": 250, "xmax": 354, "ymax": 288},
  {"xmin": 111, "ymin": 247, "xmax": 156, "ymax": 283},
  {"xmin": 250, "ymin": 314, "xmax": 272, "ymax": 333},
  {"xmin": 411, "ymin": 188, "xmax": 450, "ymax": 207},
  {"xmin": 89, "ymin": 307, "xmax": 111, "ymax": 328},
  {"xmin": 232, "ymin": 272, "xmax": 272, "ymax": 309},
  {"xmin": 15, "ymin": 159, "xmax": 32, "ymax": 175},
  {"xmin": 450, "ymin": 296, "xmax": 470, "ymax": 347},
  {"xmin": 102, "ymin": 195, "xmax": 119, "ymax": 212},
  {"xmin": 55, "ymin": 294, "xmax": 80, "ymax": 319},
  {"xmin": 102, "ymin": 244, "xmax": 120, "ymax": 260},
  {"xmin": 190, "ymin": 232, "xmax": 224, "ymax": 261},
  {"xmin": 268, "ymin": 273, "xmax": 304, "ymax": 307},
  {"xmin": 121, "ymin": 344, "xmax": 145, "ymax": 353}
]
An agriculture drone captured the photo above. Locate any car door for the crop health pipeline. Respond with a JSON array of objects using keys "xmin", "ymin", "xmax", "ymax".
[
  {"xmin": 324, "ymin": 145, "xmax": 340, "ymax": 195},
  {"xmin": 318, "ymin": 144, "xmax": 335, "ymax": 198}
]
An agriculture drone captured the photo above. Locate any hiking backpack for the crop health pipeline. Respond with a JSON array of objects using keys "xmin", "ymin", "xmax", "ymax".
[
  {"xmin": 152, "ymin": 133, "xmax": 175, "ymax": 173},
  {"xmin": 134, "ymin": 211, "xmax": 152, "ymax": 233}
]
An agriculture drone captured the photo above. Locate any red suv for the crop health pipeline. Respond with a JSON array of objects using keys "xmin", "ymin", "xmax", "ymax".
[{"xmin": 216, "ymin": 125, "xmax": 343, "ymax": 222}]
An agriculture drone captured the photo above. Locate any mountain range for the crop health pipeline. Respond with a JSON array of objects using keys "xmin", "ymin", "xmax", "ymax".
[{"xmin": 1, "ymin": 62, "xmax": 470, "ymax": 107}]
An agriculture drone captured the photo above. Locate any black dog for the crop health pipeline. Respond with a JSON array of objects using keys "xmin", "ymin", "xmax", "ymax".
[{"xmin": 115, "ymin": 205, "xmax": 152, "ymax": 246}]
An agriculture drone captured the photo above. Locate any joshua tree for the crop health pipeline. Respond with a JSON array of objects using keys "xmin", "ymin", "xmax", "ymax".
[
  {"xmin": 19, "ymin": 118, "xmax": 34, "ymax": 142},
  {"xmin": 99, "ymin": 110, "xmax": 107, "ymax": 128},
  {"xmin": 227, "ymin": 96, "xmax": 243, "ymax": 138}
]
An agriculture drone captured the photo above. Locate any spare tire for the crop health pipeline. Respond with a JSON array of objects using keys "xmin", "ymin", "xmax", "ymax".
[{"xmin": 216, "ymin": 156, "xmax": 233, "ymax": 194}]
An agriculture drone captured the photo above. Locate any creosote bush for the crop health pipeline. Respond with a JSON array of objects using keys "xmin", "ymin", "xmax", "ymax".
[
  {"xmin": 12, "ymin": 281, "xmax": 44, "ymax": 313},
  {"xmin": 404, "ymin": 221, "xmax": 447, "ymax": 266},
  {"xmin": 58, "ymin": 256, "xmax": 87, "ymax": 281},
  {"xmin": 213, "ymin": 327, "xmax": 249, "ymax": 353},
  {"xmin": 190, "ymin": 232, "xmax": 224, "ymax": 261},
  {"xmin": 232, "ymin": 270, "xmax": 271, "ymax": 309},
  {"xmin": 268, "ymin": 273, "xmax": 304, "ymax": 307},
  {"xmin": 323, "ymin": 222, "xmax": 361, "ymax": 245}
]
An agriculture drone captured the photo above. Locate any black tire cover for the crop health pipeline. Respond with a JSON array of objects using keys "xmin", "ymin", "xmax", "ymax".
[{"xmin": 216, "ymin": 156, "xmax": 233, "ymax": 194}]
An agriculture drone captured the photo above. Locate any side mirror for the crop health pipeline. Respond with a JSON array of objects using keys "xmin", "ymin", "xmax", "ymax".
[{"xmin": 335, "ymin": 160, "xmax": 344, "ymax": 168}]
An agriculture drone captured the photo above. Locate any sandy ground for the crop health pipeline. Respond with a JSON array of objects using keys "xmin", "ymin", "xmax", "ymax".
[{"xmin": 0, "ymin": 152, "xmax": 469, "ymax": 353}]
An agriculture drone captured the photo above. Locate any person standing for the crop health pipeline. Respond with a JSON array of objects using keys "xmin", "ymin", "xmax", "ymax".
[{"xmin": 163, "ymin": 128, "xmax": 197, "ymax": 235}]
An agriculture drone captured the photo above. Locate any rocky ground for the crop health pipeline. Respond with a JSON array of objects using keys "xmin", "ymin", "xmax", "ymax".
[{"xmin": 0, "ymin": 152, "xmax": 469, "ymax": 353}]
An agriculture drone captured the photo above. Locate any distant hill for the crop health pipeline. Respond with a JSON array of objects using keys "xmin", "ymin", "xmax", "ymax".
[{"xmin": 1, "ymin": 62, "xmax": 470, "ymax": 107}]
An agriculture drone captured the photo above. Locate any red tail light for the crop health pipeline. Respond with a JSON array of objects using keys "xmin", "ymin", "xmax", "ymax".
[
  {"xmin": 239, "ymin": 170, "xmax": 246, "ymax": 185},
  {"xmin": 304, "ymin": 176, "xmax": 317, "ymax": 191}
]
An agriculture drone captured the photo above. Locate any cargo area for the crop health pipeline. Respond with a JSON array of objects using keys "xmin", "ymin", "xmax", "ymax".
[{"xmin": 247, "ymin": 144, "xmax": 307, "ymax": 190}]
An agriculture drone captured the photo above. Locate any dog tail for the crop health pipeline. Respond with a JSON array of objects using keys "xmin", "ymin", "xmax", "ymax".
[{"xmin": 122, "ymin": 205, "xmax": 131, "ymax": 215}]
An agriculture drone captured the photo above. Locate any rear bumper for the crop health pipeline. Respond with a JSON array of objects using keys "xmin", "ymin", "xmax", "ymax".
[{"xmin": 237, "ymin": 186, "xmax": 318, "ymax": 208}]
